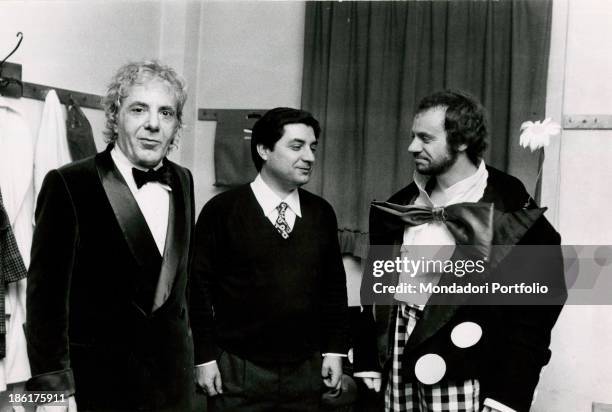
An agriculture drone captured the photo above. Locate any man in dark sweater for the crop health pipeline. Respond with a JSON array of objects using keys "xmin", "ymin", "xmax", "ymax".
[{"xmin": 189, "ymin": 107, "xmax": 349, "ymax": 411}]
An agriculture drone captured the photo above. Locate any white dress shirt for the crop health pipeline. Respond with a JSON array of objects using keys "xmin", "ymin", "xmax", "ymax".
[
  {"xmin": 250, "ymin": 174, "xmax": 301, "ymax": 229},
  {"xmin": 34, "ymin": 90, "xmax": 72, "ymax": 202},
  {"xmin": 110, "ymin": 145, "xmax": 170, "ymax": 255},
  {"xmin": 403, "ymin": 159, "xmax": 488, "ymax": 245},
  {"xmin": 394, "ymin": 160, "xmax": 489, "ymax": 306}
]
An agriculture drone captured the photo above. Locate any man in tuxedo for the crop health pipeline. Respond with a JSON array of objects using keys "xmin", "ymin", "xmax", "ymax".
[
  {"xmin": 189, "ymin": 107, "xmax": 349, "ymax": 411},
  {"xmin": 354, "ymin": 90, "xmax": 566, "ymax": 412},
  {"xmin": 26, "ymin": 60, "xmax": 195, "ymax": 412}
]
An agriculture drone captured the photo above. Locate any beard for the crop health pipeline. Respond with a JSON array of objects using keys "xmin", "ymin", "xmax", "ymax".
[{"xmin": 414, "ymin": 147, "xmax": 459, "ymax": 176}]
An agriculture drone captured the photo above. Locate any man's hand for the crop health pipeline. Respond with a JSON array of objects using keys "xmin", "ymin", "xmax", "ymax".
[
  {"xmin": 36, "ymin": 395, "xmax": 77, "ymax": 412},
  {"xmin": 481, "ymin": 407, "xmax": 503, "ymax": 412},
  {"xmin": 360, "ymin": 377, "xmax": 382, "ymax": 392},
  {"xmin": 321, "ymin": 355, "xmax": 343, "ymax": 390},
  {"xmin": 195, "ymin": 362, "xmax": 223, "ymax": 396}
]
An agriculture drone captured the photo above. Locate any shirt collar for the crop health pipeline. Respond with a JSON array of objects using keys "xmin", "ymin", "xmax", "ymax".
[
  {"xmin": 250, "ymin": 174, "xmax": 302, "ymax": 218},
  {"xmin": 413, "ymin": 160, "xmax": 487, "ymax": 206},
  {"xmin": 111, "ymin": 144, "xmax": 170, "ymax": 192}
]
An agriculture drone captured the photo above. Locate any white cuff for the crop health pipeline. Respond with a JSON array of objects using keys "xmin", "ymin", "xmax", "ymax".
[
  {"xmin": 322, "ymin": 353, "xmax": 347, "ymax": 357},
  {"xmin": 353, "ymin": 371, "xmax": 382, "ymax": 378},
  {"xmin": 195, "ymin": 360, "xmax": 218, "ymax": 368},
  {"xmin": 483, "ymin": 398, "xmax": 517, "ymax": 412}
]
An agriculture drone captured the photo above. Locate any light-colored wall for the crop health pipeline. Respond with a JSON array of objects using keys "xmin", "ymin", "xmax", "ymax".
[
  {"xmin": 0, "ymin": 0, "xmax": 163, "ymax": 149},
  {"xmin": 157, "ymin": 0, "xmax": 203, "ymax": 166},
  {"xmin": 536, "ymin": 0, "xmax": 612, "ymax": 410},
  {"xmin": 192, "ymin": 0, "xmax": 306, "ymax": 212}
]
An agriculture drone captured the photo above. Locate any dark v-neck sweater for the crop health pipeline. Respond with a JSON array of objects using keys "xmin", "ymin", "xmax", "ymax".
[{"xmin": 190, "ymin": 185, "xmax": 348, "ymax": 364}]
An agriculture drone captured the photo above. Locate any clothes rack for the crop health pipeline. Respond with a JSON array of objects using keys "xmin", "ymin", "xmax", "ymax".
[{"xmin": 0, "ymin": 32, "xmax": 104, "ymax": 110}]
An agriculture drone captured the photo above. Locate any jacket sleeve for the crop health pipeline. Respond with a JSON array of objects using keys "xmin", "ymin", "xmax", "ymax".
[
  {"xmin": 353, "ymin": 205, "xmax": 395, "ymax": 374},
  {"xmin": 188, "ymin": 201, "xmax": 220, "ymax": 365},
  {"xmin": 480, "ymin": 216, "xmax": 567, "ymax": 411},
  {"xmin": 25, "ymin": 170, "xmax": 77, "ymax": 395},
  {"xmin": 319, "ymin": 203, "xmax": 349, "ymax": 355}
]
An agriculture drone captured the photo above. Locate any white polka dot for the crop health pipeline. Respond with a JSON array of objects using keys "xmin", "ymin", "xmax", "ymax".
[
  {"xmin": 414, "ymin": 353, "xmax": 446, "ymax": 385},
  {"xmin": 450, "ymin": 322, "xmax": 483, "ymax": 348}
]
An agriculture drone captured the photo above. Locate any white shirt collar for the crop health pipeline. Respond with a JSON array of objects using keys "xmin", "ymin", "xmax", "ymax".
[
  {"xmin": 413, "ymin": 160, "xmax": 488, "ymax": 206},
  {"xmin": 250, "ymin": 174, "xmax": 302, "ymax": 218},
  {"xmin": 110, "ymin": 144, "xmax": 170, "ymax": 192}
]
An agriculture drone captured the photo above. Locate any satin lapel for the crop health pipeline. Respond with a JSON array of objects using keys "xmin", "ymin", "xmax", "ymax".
[
  {"xmin": 479, "ymin": 168, "xmax": 548, "ymax": 269},
  {"xmin": 152, "ymin": 163, "xmax": 189, "ymax": 311},
  {"xmin": 96, "ymin": 150, "xmax": 161, "ymax": 266},
  {"xmin": 488, "ymin": 207, "xmax": 547, "ymax": 270},
  {"xmin": 152, "ymin": 194, "xmax": 176, "ymax": 312},
  {"xmin": 405, "ymin": 304, "xmax": 459, "ymax": 352},
  {"xmin": 96, "ymin": 150, "xmax": 162, "ymax": 314},
  {"xmin": 169, "ymin": 162, "xmax": 189, "ymax": 275}
]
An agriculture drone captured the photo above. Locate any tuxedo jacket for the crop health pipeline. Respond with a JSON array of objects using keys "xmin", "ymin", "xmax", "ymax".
[
  {"xmin": 25, "ymin": 146, "xmax": 195, "ymax": 412},
  {"xmin": 354, "ymin": 166, "xmax": 567, "ymax": 412}
]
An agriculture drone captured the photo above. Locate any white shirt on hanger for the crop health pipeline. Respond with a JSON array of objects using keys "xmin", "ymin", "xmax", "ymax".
[
  {"xmin": 0, "ymin": 96, "xmax": 34, "ymax": 389},
  {"xmin": 33, "ymin": 90, "xmax": 72, "ymax": 202}
]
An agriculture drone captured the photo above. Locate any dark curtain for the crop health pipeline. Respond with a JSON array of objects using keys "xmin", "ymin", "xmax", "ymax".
[{"xmin": 301, "ymin": 0, "xmax": 552, "ymax": 258}]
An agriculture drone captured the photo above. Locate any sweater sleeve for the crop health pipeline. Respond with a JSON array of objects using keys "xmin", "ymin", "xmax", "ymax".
[
  {"xmin": 353, "ymin": 202, "xmax": 394, "ymax": 374},
  {"xmin": 319, "ymin": 203, "xmax": 350, "ymax": 355},
  {"xmin": 188, "ymin": 200, "xmax": 220, "ymax": 364}
]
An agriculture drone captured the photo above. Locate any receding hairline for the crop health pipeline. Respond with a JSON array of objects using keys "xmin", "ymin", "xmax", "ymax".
[{"xmin": 415, "ymin": 104, "xmax": 448, "ymax": 117}]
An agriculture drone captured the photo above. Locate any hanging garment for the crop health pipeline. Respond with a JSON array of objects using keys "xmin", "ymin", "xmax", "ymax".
[
  {"xmin": 66, "ymin": 97, "xmax": 97, "ymax": 161},
  {"xmin": 212, "ymin": 109, "xmax": 266, "ymax": 187},
  {"xmin": 0, "ymin": 96, "xmax": 34, "ymax": 390},
  {"xmin": 34, "ymin": 90, "xmax": 72, "ymax": 201},
  {"xmin": 0, "ymin": 191, "xmax": 28, "ymax": 357}
]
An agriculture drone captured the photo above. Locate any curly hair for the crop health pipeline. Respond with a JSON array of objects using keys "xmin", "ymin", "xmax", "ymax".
[
  {"xmin": 416, "ymin": 90, "xmax": 488, "ymax": 165},
  {"xmin": 102, "ymin": 60, "xmax": 187, "ymax": 147}
]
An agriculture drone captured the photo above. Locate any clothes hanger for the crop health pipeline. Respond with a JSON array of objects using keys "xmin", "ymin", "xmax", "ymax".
[{"xmin": 0, "ymin": 32, "xmax": 24, "ymax": 97}]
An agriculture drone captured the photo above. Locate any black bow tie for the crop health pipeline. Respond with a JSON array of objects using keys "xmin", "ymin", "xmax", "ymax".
[
  {"xmin": 371, "ymin": 201, "xmax": 494, "ymax": 260},
  {"xmin": 132, "ymin": 165, "xmax": 172, "ymax": 189}
]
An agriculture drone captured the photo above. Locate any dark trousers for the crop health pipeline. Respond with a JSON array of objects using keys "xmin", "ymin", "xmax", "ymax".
[{"xmin": 209, "ymin": 351, "xmax": 323, "ymax": 412}]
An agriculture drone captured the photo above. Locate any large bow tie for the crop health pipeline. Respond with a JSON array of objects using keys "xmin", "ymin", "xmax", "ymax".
[
  {"xmin": 371, "ymin": 201, "xmax": 494, "ymax": 260},
  {"xmin": 132, "ymin": 165, "xmax": 172, "ymax": 189}
]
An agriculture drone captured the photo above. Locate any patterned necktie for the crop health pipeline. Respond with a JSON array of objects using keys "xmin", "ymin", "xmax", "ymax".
[{"xmin": 274, "ymin": 202, "xmax": 292, "ymax": 239}]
